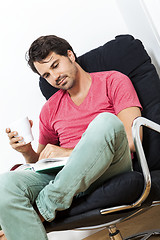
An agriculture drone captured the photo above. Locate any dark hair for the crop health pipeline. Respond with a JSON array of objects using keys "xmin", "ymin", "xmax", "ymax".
[{"xmin": 26, "ymin": 35, "xmax": 78, "ymax": 75}]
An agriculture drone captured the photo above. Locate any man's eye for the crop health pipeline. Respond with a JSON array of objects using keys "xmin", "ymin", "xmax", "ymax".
[
  {"xmin": 53, "ymin": 63, "xmax": 59, "ymax": 68},
  {"xmin": 45, "ymin": 73, "xmax": 50, "ymax": 79}
]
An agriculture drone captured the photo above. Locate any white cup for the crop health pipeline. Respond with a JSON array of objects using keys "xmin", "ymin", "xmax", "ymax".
[{"xmin": 9, "ymin": 116, "xmax": 34, "ymax": 144}]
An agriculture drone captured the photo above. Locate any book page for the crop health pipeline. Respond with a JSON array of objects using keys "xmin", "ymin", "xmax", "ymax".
[{"xmin": 14, "ymin": 157, "xmax": 69, "ymax": 172}]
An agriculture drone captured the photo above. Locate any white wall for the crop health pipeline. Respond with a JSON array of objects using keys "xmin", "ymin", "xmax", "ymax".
[
  {"xmin": 0, "ymin": 0, "xmax": 128, "ymax": 175},
  {"xmin": 116, "ymin": 0, "xmax": 160, "ymax": 75}
]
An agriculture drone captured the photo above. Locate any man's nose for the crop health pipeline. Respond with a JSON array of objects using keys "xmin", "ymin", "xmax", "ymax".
[{"xmin": 50, "ymin": 71, "xmax": 59, "ymax": 82}]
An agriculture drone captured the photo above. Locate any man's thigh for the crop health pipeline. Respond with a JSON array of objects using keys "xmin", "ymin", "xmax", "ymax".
[{"xmin": 0, "ymin": 170, "xmax": 55, "ymax": 204}]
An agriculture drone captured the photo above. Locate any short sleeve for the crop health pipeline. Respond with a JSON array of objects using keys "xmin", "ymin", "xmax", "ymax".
[
  {"xmin": 39, "ymin": 104, "xmax": 59, "ymax": 146},
  {"xmin": 107, "ymin": 71, "xmax": 142, "ymax": 115}
]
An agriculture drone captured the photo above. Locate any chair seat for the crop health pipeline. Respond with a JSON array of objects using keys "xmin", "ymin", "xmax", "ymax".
[
  {"xmin": 45, "ymin": 205, "xmax": 143, "ymax": 232},
  {"xmin": 44, "ymin": 171, "xmax": 144, "ymax": 231},
  {"xmin": 44, "ymin": 170, "xmax": 160, "ymax": 232}
]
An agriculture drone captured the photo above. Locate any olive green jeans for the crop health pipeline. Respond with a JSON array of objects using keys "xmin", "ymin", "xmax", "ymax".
[{"xmin": 0, "ymin": 113, "xmax": 132, "ymax": 240}]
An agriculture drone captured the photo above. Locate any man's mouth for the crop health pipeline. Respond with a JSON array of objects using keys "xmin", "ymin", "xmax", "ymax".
[{"xmin": 56, "ymin": 76, "xmax": 67, "ymax": 86}]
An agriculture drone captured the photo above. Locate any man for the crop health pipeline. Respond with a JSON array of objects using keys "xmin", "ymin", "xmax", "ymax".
[{"xmin": 0, "ymin": 35, "xmax": 142, "ymax": 240}]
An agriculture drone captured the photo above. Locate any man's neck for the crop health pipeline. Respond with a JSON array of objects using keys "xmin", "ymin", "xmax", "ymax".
[{"xmin": 67, "ymin": 65, "xmax": 92, "ymax": 106}]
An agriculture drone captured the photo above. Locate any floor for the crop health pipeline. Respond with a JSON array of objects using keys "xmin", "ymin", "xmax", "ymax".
[
  {"xmin": 47, "ymin": 205, "xmax": 160, "ymax": 239},
  {"xmin": 84, "ymin": 205, "xmax": 160, "ymax": 239}
]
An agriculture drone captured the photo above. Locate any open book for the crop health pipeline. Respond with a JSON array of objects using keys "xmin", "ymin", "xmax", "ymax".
[{"xmin": 15, "ymin": 157, "xmax": 69, "ymax": 173}]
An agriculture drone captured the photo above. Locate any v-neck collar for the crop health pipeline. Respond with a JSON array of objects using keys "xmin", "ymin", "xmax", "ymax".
[{"xmin": 66, "ymin": 73, "xmax": 94, "ymax": 109}]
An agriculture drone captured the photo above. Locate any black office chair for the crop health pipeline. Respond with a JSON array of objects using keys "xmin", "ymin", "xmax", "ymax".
[{"xmin": 39, "ymin": 35, "xmax": 160, "ymax": 239}]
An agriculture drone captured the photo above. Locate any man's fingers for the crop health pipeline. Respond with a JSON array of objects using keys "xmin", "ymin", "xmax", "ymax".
[
  {"xmin": 5, "ymin": 128, "xmax": 11, "ymax": 134},
  {"xmin": 7, "ymin": 131, "xmax": 18, "ymax": 139},
  {"xmin": 11, "ymin": 141, "xmax": 27, "ymax": 149},
  {"xmin": 29, "ymin": 120, "xmax": 33, "ymax": 128},
  {"xmin": 9, "ymin": 135, "xmax": 23, "ymax": 144}
]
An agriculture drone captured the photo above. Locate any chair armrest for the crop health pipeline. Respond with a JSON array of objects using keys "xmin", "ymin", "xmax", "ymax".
[{"xmin": 100, "ymin": 117, "xmax": 160, "ymax": 215}]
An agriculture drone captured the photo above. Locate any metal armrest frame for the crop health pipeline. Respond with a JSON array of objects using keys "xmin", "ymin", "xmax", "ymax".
[{"xmin": 100, "ymin": 117, "xmax": 160, "ymax": 215}]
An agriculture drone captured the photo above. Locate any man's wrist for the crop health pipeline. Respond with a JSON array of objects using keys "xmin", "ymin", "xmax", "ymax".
[
  {"xmin": 22, "ymin": 145, "xmax": 39, "ymax": 163},
  {"xmin": 63, "ymin": 148, "xmax": 73, "ymax": 157}
]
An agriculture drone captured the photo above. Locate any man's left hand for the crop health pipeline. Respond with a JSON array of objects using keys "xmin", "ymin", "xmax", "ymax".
[{"xmin": 38, "ymin": 144, "xmax": 73, "ymax": 160}]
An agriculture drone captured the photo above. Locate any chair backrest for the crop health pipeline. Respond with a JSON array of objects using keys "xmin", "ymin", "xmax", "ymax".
[{"xmin": 39, "ymin": 34, "xmax": 160, "ymax": 171}]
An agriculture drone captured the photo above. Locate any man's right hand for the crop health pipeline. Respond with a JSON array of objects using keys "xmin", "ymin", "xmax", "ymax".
[
  {"xmin": 6, "ymin": 120, "xmax": 39, "ymax": 164},
  {"xmin": 6, "ymin": 120, "xmax": 33, "ymax": 154},
  {"xmin": 6, "ymin": 128, "xmax": 32, "ymax": 154}
]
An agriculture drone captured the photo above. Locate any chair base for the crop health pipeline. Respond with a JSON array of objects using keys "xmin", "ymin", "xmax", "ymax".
[
  {"xmin": 108, "ymin": 225, "xmax": 123, "ymax": 240},
  {"xmin": 124, "ymin": 229, "xmax": 160, "ymax": 240},
  {"xmin": 107, "ymin": 225, "xmax": 160, "ymax": 240}
]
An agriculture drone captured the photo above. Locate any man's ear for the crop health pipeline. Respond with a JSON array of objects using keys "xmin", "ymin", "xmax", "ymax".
[{"xmin": 67, "ymin": 50, "xmax": 75, "ymax": 62}]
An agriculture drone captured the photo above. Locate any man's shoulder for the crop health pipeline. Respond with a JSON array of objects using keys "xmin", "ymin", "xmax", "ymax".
[
  {"xmin": 46, "ymin": 89, "xmax": 66, "ymax": 100},
  {"xmin": 90, "ymin": 71, "xmax": 127, "ymax": 86},
  {"xmin": 47, "ymin": 89, "xmax": 66, "ymax": 102},
  {"xmin": 90, "ymin": 70, "xmax": 125, "ymax": 79},
  {"xmin": 41, "ymin": 90, "xmax": 66, "ymax": 114}
]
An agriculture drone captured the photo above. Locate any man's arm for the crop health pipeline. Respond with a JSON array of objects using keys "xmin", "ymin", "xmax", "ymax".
[
  {"xmin": 117, "ymin": 106, "xmax": 142, "ymax": 152},
  {"xmin": 38, "ymin": 143, "xmax": 73, "ymax": 160},
  {"xmin": 6, "ymin": 127, "xmax": 73, "ymax": 163}
]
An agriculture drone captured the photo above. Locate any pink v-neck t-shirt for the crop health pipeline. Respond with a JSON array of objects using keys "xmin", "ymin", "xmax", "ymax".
[{"xmin": 39, "ymin": 71, "xmax": 142, "ymax": 148}]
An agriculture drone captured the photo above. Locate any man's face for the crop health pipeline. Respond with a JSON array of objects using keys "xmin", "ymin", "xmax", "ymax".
[{"xmin": 34, "ymin": 50, "xmax": 78, "ymax": 90}]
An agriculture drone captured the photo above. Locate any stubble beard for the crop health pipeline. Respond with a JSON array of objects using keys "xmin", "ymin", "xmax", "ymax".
[{"xmin": 61, "ymin": 78, "xmax": 75, "ymax": 91}]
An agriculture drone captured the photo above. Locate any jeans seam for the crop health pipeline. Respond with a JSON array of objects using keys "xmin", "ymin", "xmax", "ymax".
[{"xmin": 56, "ymin": 131, "xmax": 126, "ymax": 204}]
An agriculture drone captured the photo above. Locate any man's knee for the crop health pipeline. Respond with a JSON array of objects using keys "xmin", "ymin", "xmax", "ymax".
[
  {"xmin": 0, "ymin": 172, "xmax": 23, "ymax": 208},
  {"xmin": 88, "ymin": 112, "xmax": 125, "ymax": 135}
]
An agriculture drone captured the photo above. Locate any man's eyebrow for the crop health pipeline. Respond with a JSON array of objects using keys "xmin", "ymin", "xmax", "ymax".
[{"xmin": 41, "ymin": 59, "xmax": 58, "ymax": 78}]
